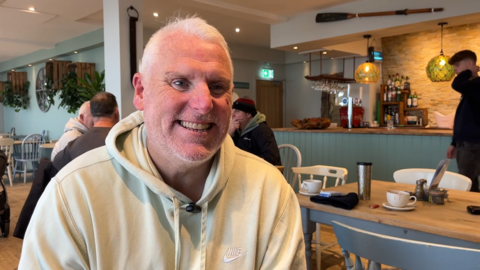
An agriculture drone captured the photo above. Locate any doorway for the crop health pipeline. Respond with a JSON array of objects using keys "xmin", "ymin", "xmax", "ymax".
[{"xmin": 256, "ymin": 80, "xmax": 284, "ymax": 128}]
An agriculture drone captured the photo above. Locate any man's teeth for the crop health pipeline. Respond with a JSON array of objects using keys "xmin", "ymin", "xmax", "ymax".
[{"xmin": 180, "ymin": 121, "xmax": 211, "ymax": 131}]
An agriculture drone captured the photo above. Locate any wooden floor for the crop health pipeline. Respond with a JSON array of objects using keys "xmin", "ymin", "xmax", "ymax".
[{"xmin": 0, "ymin": 175, "xmax": 393, "ymax": 270}]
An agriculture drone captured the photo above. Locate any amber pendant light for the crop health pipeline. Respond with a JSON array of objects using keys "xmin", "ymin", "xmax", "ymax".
[
  {"xmin": 355, "ymin": 35, "xmax": 380, "ymax": 83},
  {"xmin": 426, "ymin": 22, "xmax": 455, "ymax": 82}
]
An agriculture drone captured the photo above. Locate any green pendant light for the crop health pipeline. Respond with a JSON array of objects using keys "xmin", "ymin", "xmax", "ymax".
[
  {"xmin": 426, "ymin": 22, "xmax": 455, "ymax": 82},
  {"xmin": 355, "ymin": 35, "xmax": 380, "ymax": 84}
]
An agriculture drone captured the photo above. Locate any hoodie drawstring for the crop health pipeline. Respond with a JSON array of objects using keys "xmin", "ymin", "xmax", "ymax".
[
  {"xmin": 200, "ymin": 201, "xmax": 208, "ymax": 270},
  {"xmin": 172, "ymin": 197, "xmax": 181, "ymax": 270}
]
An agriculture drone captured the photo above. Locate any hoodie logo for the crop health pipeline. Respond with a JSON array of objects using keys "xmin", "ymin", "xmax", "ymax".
[
  {"xmin": 243, "ymin": 137, "xmax": 251, "ymax": 141},
  {"xmin": 223, "ymin": 247, "xmax": 244, "ymax": 263}
]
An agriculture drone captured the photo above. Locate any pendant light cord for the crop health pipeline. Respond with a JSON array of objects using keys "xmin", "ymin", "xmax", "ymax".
[{"xmin": 440, "ymin": 24, "xmax": 444, "ymax": 55}]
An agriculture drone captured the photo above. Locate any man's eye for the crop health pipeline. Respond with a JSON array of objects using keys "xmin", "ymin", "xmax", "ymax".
[
  {"xmin": 173, "ymin": 80, "xmax": 189, "ymax": 89},
  {"xmin": 209, "ymin": 84, "xmax": 226, "ymax": 94}
]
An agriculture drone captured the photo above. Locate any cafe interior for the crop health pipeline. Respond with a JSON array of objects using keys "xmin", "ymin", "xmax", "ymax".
[{"xmin": 1, "ymin": 0, "xmax": 480, "ymax": 269}]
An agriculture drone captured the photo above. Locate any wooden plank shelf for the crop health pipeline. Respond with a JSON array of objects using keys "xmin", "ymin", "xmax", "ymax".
[{"xmin": 46, "ymin": 60, "xmax": 72, "ymax": 90}]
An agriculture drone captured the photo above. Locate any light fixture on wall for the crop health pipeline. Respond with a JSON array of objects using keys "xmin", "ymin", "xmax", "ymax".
[
  {"xmin": 354, "ymin": 35, "xmax": 379, "ymax": 83},
  {"xmin": 426, "ymin": 22, "xmax": 455, "ymax": 82}
]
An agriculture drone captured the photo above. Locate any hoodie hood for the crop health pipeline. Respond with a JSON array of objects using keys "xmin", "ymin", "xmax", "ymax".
[
  {"xmin": 64, "ymin": 118, "xmax": 88, "ymax": 134},
  {"xmin": 240, "ymin": 111, "xmax": 266, "ymax": 136}
]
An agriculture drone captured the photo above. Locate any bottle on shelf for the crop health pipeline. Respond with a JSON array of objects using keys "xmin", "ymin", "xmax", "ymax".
[
  {"xmin": 394, "ymin": 73, "xmax": 401, "ymax": 89},
  {"xmin": 407, "ymin": 93, "xmax": 413, "ymax": 108},
  {"xmin": 395, "ymin": 109, "xmax": 399, "ymax": 125},
  {"xmin": 387, "ymin": 86, "xmax": 392, "ymax": 102},
  {"xmin": 400, "ymin": 75, "xmax": 405, "ymax": 90},
  {"xmin": 403, "ymin": 76, "xmax": 410, "ymax": 90},
  {"xmin": 383, "ymin": 86, "xmax": 387, "ymax": 102},
  {"xmin": 387, "ymin": 75, "xmax": 392, "ymax": 86},
  {"xmin": 391, "ymin": 86, "xmax": 396, "ymax": 101},
  {"xmin": 413, "ymin": 92, "xmax": 418, "ymax": 107},
  {"xmin": 396, "ymin": 87, "xmax": 401, "ymax": 102}
]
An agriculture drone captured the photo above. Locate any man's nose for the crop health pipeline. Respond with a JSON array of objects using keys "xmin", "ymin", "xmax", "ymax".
[{"xmin": 190, "ymin": 82, "xmax": 214, "ymax": 114}]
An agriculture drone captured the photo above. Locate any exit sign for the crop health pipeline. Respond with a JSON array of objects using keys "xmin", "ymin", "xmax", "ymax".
[{"xmin": 261, "ymin": 69, "xmax": 274, "ymax": 79}]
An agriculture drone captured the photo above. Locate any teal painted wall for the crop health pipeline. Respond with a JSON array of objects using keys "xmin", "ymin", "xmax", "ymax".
[
  {"xmin": 1, "ymin": 46, "xmax": 105, "ymax": 141},
  {"xmin": 274, "ymin": 131, "xmax": 457, "ymax": 188}
]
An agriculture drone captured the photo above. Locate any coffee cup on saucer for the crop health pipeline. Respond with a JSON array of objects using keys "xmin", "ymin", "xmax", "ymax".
[
  {"xmin": 301, "ymin": 180, "xmax": 322, "ymax": 194},
  {"xmin": 387, "ymin": 190, "xmax": 417, "ymax": 208}
]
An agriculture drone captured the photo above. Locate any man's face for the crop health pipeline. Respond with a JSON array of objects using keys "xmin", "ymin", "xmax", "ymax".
[
  {"xmin": 80, "ymin": 103, "xmax": 94, "ymax": 129},
  {"xmin": 133, "ymin": 33, "xmax": 233, "ymax": 163},
  {"xmin": 453, "ymin": 59, "xmax": 475, "ymax": 75},
  {"xmin": 232, "ymin": 109, "xmax": 251, "ymax": 130}
]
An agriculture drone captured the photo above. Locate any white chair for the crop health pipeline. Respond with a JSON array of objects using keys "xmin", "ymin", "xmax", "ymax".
[
  {"xmin": 13, "ymin": 133, "xmax": 44, "ymax": 183},
  {"xmin": 393, "ymin": 168, "xmax": 471, "ymax": 191},
  {"xmin": 292, "ymin": 165, "xmax": 348, "ymax": 270},
  {"xmin": 332, "ymin": 220, "xmax": 480, "ymax": 270},
  {"xmin": 278, "ymin": 144, "xmax": 302, "ymax": 189},
  {"xmin": 0, "ymin": 138, "xmax": 14, "ymax": 186}
]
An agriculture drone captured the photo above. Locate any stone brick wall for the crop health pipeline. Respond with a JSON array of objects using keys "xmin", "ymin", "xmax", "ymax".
[{"xmin": 382, "ymin": 23, "xmax": 480, "ymax": 127}]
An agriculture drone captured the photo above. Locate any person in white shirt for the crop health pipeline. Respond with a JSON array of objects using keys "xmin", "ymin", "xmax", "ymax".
[
  {"xmin": 50, "ymin": 101, "xmax": 93, "ymax": 160},
  {"xmin": 19, "ymin": 16, "xmax": 306, "ymax": 269}
]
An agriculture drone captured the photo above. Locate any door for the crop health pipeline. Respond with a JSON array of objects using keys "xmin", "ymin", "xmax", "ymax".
[{"xmin": 256, "ymin": 80, "xmax": 283, "ymax": 128}]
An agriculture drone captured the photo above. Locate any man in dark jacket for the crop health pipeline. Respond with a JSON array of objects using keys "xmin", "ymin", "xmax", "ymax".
[
  {"xmin": 446, "ymin": 50, "xmax": 480, "ymax": 192},
  {"xmin": 228, "ymin": 98, "xmax": 281, "ymax": 165},
  {"xmin": 53, "ymin": 92, "xmax": 119, "ymax": 171}
]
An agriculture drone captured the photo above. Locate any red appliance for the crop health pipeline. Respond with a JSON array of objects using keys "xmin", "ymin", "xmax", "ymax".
[{"xmin": 340, "ymin": 105, "xmax": 364, "ymax": 128}]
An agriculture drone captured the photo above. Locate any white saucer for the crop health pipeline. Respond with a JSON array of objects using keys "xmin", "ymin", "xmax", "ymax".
[
  {"xmin": 299, "ymin": 189, "xmax": 320, "ymax": 197},
  {"xmin": 382, "ymin": 203, "xmax": 415, "ymax": 211}
]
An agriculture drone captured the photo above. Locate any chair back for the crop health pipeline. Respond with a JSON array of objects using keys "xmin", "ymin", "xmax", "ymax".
[
  {"xmin": 0, "ymin": 133, "xmax": 12, "ymax": 138},
  {"xmin": 332, "ymin": 220, "xmax": 480, "ymax": 270},
  {"xmin": 278, "ymin": 144, "xmax": 302, "ymax": 189},
  {"xmin": 20, "ymin": 134, "xmax": 44, "ymax": 161},
  {"xmin": 292, "ymin": 165, "xmax": 347, "ymax": 189},
  {"xmin": 393, "ymin": 168, "xmax": 471, "ymax": 191},
  {"xmin": 0, "ymin": 138, "xmax": 14, "ymax": 164}
]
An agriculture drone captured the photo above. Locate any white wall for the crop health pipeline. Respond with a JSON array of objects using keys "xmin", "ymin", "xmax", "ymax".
[{"xmin": 232, "ymin": 58, "xmax": 286, "ymax": 101}]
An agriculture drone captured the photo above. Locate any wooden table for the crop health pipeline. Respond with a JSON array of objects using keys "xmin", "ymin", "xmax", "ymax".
[
  {"xmin": 298, "ymin": 180, "xmax": 480, "ymax": 270},
  {"xmin": 40, "ymin": 142, "xmax": 56, "ymax": 149}
]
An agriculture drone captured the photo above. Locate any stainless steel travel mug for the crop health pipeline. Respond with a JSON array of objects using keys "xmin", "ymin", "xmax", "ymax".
[{"xmin": 357, "ymin": 162, "xmax": 373, "ymax": 200}]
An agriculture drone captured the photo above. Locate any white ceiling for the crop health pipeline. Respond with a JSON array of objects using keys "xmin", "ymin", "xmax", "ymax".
[{"xmin": 0, "ymin": 0, "xmax": 479, "ymax": 64}]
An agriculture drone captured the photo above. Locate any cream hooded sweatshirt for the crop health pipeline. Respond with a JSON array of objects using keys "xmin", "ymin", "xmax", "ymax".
[{"xmin": 19, "ymin": 111, "xmax": 306, "ymax": 269}]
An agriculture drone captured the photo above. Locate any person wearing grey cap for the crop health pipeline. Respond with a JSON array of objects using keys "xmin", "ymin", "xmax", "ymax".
[{"xmin": 229, "ymin": 98, "xmax": 281, "ymax": 165}]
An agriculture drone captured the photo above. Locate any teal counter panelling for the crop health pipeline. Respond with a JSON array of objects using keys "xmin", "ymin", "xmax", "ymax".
[{"xmin": 274, "ymin": 131, "xmax": 456, "ymax": 188}]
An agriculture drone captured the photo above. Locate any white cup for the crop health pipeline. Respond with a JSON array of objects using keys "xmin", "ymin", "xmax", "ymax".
[
  {"xmin": 301, "ymin": 180, "xmax": 322, "ymax": 194},
  {"xmin": 387, "ymin": 190, "xmax": 417, "ymax": 208}
]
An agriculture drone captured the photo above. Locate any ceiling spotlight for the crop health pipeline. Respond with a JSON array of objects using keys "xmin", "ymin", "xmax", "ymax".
[
  {"xmin": 323, "ymin": 51, "xmax": 327, "ymax": 54},
  {"xmin": 293, "ymin": 46, "xmax": 298, "ymax": 50},
  {"xmin": 29, "ymin": 7, "xmax": 35, "ymax": 11},
  {"xmin": 28, "ymin": 64, "xmax": 32, "ymax": 67},
  {"xmin": 153, "ymin": 12, "xmax": 158, "ymax": 17},
  {"xmin": 235, "ymin": 28, "xmax": 240, "ymax": 33},
  {"xmin": 11, "ymin": 69, "xmax": 14, "ymax": 71},
  {"xmin": 49, "ymin": 58, "xmax": 52, "ymax": 60},
  {"xmin": 303, "ymin": 61, "xmax": 306, "ymax": 63},
  {"xmin": 74, "ymin": 51, "xmax": 78, "ymax": 54}
]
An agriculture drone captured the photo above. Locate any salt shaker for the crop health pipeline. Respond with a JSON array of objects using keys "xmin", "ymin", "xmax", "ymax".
[{"xmin": 414, "ymin": 179, "xmax": 427, "ymax": 201}]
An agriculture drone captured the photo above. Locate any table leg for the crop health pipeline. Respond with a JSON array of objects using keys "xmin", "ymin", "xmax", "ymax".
[{"xmin": 301, "ymin": 207, "xmax": 316, "ymax": 270}]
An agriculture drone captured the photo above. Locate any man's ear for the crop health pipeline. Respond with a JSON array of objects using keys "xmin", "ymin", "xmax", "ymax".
[{"xmin": 133, "ymin": 73, "xmax": 145, "ymax": 111}]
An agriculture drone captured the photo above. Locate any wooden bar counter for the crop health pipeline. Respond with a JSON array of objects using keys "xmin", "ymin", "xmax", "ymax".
[
  {"xmin": 273, "ymin": 127, "xmax": 455, "ymax": 190},
  {"xmin": 273, "ymin": 127, "xmax": 452, "ymax": 137}
]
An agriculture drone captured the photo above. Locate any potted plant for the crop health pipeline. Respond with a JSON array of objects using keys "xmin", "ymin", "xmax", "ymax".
[
  {"xmin": 74, "ymin": 70, "xmax": 105, "ymax": 103},
  {"xmin": 58, "ymin": 72, "xmax": 83, "ymax": 114},
  {"xmin": 0, "ymin": 81, "xmax": 30, "ymax": 112}
]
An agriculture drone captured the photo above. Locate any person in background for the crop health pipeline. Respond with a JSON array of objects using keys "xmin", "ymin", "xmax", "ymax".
[
  {"xmin": 228, "ymin": 98, "xmax": 281, "ymax": 165},
  {"xmin": 19, "ymin": 16, "xmax": 305, "ymax": 269},
  {"xmin": 446, "ymin": 49, "xmax": 480, "ymax": 192},
  {"xmin": 50, "ymin": 101, "xmax": 93, "ymax": 160},
  {"xmin": 53, "ymin": 92, "xmax": 119, "ymax": 171}
]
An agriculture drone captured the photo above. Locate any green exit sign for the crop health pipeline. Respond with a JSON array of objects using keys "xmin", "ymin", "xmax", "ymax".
[{"xmin": 261, "ymin": 69, "xmax": 274, "ymax": 79}]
